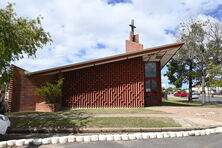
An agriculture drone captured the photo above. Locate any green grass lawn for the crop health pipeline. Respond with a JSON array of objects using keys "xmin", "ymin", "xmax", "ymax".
[
  {"xmin": 7, "ymin": 108, "xmax": 166, "ymax": 116},
  {"xmin": 162, "ymin": 96, "xmax": 222, "ymax": 108},
  {"xmin": 10, "ymin": 117, "xmax": 180, "ymax": 128}
]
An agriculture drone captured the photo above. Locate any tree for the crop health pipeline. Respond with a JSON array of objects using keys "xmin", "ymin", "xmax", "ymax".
[
  {"xmin": 206, "ymin": 21, "xmax": 222, "ymax": 88},
  {"xmin": 192, "ymin": 20, "xmax": 222, "ymax": 104},
  {"xmin": 178, "ymin": 20, "xmax": 207, "ymax": 102},
  {"xmin": 166, "ymin": 18, "xmax": 222, "ymax": 104},
  {"xmin": 165, "ymin": 59, "xmax": 186, "ymax": 88},
  {"xmin": 0, "ymin": 3, "xmax": 51, "ymax": 113},
  {"xmin": 165, "ymin": 87, "xmax": 182, "ymax": 93},
  {"xmin": 165, "ymin": 58, "xmax": 201, "ymax": 102},
  {"xmin": 207, "ymin": 63, "xmax": 222, "ymax": 87},
  {"xmin": 0, "ymin": 3, "xmax": 51, "ymax": 86},
  {"xmin": 165, "ymin": 33, "xmax": 201, "ymax": 102},
  {"xmin": 36, "ymin": 79, "xmax": 63, "ymax": 104}
]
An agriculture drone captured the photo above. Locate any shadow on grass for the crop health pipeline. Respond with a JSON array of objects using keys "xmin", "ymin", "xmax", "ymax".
[
  {"xmin": 8, "ymin": 110, "xmax": 92, "ymax": 135},
  {"xmin": 161, "ymin": 99, "xmax": 202, "ymax": 107},
  {"xmin": 7, "ymin": 110, "xmax": 93, "ymax": 118},
  {"xmin": 3, "ymin": 111, "xmax": 91, "ymax": 148}
]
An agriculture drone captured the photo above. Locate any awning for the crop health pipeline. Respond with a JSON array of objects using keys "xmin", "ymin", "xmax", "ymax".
[{"xmin": 142, "ymin": 46, "xmax": 180, "ymax": 68}]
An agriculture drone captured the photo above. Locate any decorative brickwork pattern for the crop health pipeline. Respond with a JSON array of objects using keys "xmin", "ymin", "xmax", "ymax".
[
  {"xmin": 9, "ymin": 57, "xmax": 145, "ymax": 111},
  {"xmin": 8, "ymin": 76, "xmax": 15, "ymax": 112},
  {"xmin": 63, "ymin": 57, "xmax": 144, "ymax": 108}
]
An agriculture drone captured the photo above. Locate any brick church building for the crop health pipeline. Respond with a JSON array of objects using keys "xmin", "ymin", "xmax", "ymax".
[{"xmin": 8, "ymin": 21, "xmax": 183, "ymax": 112}]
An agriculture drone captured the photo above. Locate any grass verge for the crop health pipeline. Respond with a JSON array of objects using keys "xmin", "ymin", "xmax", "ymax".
[
  {"xmin": 7, "ymin": 108, "xmax": 166, "ymax": 116},
  {"xmin": 10, "ymin": 117, "xmax": 180, "ymax": 128},
  {"xmin": 162, "ymin": 96, "xmax": 222, "ymax": 108}
]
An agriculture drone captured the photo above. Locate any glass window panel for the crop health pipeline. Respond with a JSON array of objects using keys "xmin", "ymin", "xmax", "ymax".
[
  {"xmin": 146, "ymin": 96, "xmax": 151, "ymax": 101},
  {"xmin": 153, "ymin": 95, "xmax": 158, "ymax": 101},
  {"xmin": 145, "ymin": 62, "xmax": 157, "ymax": 78},
  {"xmin": 152, "ymin": 80, "xmax": 158, "ymax": 93},
  {"xmin": 145, "ymin": 80, "xmax": 151, "ymax": 92}
]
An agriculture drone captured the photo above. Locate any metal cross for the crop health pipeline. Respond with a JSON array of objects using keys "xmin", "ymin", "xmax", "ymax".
[{"xmin": 129, "ymin": 19, "xmax": 136, "ymax": 33}]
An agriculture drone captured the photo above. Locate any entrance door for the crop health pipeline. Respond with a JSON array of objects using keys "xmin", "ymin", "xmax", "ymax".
[{"xmin": 144, "ymin": 62, "xmax": 161, "ymax": 106}]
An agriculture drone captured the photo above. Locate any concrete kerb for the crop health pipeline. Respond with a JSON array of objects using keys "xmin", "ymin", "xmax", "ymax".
[
  {"xmin": 7, "ymin": 126, "xmax": 221, "ymax": 134},
  {"xmin": 0, "ymin": 127, "xmax": 222, "ymax": 148}
]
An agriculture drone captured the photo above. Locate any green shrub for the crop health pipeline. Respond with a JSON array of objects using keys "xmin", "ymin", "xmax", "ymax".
[{"xmin": 36, "ymin": 78, "xmax": 63, "ymax": 104}]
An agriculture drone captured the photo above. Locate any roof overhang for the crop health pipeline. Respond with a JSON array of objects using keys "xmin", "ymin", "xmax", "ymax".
[
  {"xmin": 26, "ymin": 42, "xmax": 184, "ymax": 76},
  {"xmin": 142, "ymin": 46, "xmax": 180, "ymax": 68}
]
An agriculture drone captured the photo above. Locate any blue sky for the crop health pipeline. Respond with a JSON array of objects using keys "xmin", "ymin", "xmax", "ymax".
[
  {"xmin": 1, "ymin": 0, "xmax": 222, "ymax": 89},
  {"xmin": 205, "ymin": 4, "xmax": 222, "ymax": 20},
  {"xmin": 107, "ymin": 0, "xmax": 132, "ymax": 5}
]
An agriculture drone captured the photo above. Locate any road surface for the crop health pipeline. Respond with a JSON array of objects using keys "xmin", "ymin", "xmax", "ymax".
[
  {"xmin": 36, "ymin": 134, "xmax": 222, "ymax": 148},
  {"xmin": 195, "ymin": 95, "xmax": 222, "ymax": 104}
]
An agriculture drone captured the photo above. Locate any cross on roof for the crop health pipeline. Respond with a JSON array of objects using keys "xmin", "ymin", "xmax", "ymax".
[{"xmin": 129, "ymin": 19, "xmax": 136, "ymax": 33}]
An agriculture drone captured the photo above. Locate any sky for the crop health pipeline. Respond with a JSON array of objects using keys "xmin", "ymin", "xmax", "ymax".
[{"xmin": 1, "ymin": 0, "xmax": 222, "ymax": 88}]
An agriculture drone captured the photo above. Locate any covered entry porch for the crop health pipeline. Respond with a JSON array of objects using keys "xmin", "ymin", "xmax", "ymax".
[{"xmin": 142, "ymin": 45, "xmax": 182, "ymax": 106}]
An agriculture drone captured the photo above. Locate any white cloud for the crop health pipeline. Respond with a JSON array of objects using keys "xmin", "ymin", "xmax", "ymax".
[{"xmin": 1, "ymin": 0, "xmax": 222, "ymax": 75}]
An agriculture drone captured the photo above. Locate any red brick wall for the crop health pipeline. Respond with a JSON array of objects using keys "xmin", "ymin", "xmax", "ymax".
[
  {"xmin": 9, "ymin": 57, "xmax": 145, "ymax": 111},
  {"xmin": 63, "ymin": 57, "xmax": 144, "ymax": 108},
  {"xmin": 126, "ymin": 31, "xmax": 143, "ymax": 53},
  {"xmin": 8, "ymin": 66, "xmax": 57, "ymax": 112},
  {"xmin": 126, "ymin": 40, "xmax": 143, "ymax": 53}
]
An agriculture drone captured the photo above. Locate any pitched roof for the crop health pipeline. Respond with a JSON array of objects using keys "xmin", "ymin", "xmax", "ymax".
[{"xmin": 26, "ymin": 42, "xmax": 184, "ymax": 76}]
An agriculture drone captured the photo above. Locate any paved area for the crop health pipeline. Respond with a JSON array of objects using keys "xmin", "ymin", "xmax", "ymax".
[
  {"xmin": 33, "ymin": 133, "xmax": 222, "ymax": 148},
  {"xmin": 150, "ymin": 106, "xmax": 222, "ymax": 127}
]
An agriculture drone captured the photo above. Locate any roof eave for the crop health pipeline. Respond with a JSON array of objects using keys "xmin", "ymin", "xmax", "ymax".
[{"xmin": 26, "ymin": 42, "xmax": 184, "ymax": 76}]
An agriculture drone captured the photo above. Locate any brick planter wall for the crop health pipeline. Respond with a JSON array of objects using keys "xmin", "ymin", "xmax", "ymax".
[{"xmin": 36, "ymin": 103, "xmax": 61, "ymax": 112}]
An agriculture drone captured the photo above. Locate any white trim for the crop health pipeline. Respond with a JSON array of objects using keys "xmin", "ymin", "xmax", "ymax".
[{"xmin": 61, "ymin": 64, "xmax": 95, "ymax": 72}]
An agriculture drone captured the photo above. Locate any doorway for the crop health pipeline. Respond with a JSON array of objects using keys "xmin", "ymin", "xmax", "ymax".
[{"xmin": 144, "ymin": 62, "xmax": 161, "ymax": 106}]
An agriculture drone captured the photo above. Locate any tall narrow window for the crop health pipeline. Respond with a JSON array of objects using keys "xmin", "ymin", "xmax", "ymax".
[
  {"xmin": 152, "ymin": 80, "xmax": 158, "ymax": 93},
  {"xmin": 145, "ymin": 62, "xmax": 157, "ymax": 78},
  {"xmin": 152, "ymin": 80, "xmax": 158, "ymax": 101},
  {"xmin": 145, "ymin": 80, "xmax": 151, "ymax": 92}
]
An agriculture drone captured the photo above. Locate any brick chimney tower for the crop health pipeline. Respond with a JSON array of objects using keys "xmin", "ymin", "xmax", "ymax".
[{"xmin": 126, "ymin": 19, "xmax": 143, "ymax": 53}]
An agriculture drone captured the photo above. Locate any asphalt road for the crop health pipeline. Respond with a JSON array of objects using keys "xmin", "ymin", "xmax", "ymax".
[
  {"xmin": 36, "ymin": 134, "xmax": 222, "ymax": 148},
  {"xmin": 194, "ymin": 95, "xmax": 222, "ymax": 104},
  {"xmin": 170, "ymin": 95, "xmax": 222, "ymax": 104}
]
